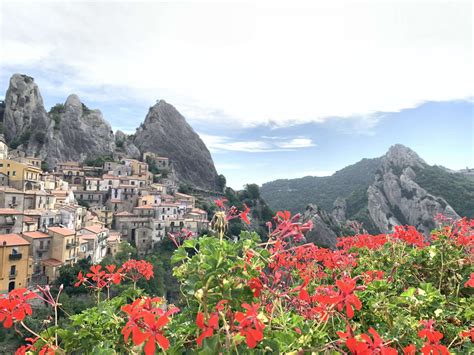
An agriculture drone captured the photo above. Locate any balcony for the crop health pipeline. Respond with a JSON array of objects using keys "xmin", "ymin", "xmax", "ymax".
[
  {"xmin": 66, "ymin": 242, "xmax": 78, "ymax": 249},
  {"xmin": 9, "ymin": 253, "xmax": 22, "ymax": 260}
]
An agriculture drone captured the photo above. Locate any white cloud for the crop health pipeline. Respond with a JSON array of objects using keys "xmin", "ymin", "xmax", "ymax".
[
  {"xmin": 1, "ymin": 0, "xmax": 472, "ymax": 128},
  {"xmin": 277, "ymin": 138, "xmax": 315, "ymax": 149},
  {"xmin": 199, "ymin": 133, "xmax": 315, "ymax": 152}
]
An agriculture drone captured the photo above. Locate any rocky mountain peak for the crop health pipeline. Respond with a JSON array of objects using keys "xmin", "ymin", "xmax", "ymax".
[
  {"xmin": 64, "ymin": 94, "xmax": 83, "ymax": 112},
  {"xmin": 384, "ymin": 144, "xmax": 426, "ymax": 169},
  {"xmin": 134, "ymin": 100, "xmax": 219, "ymax": 190},
  {"xmin": 3, "ymin": 73, "xmax": 50, "ymax": 143}
]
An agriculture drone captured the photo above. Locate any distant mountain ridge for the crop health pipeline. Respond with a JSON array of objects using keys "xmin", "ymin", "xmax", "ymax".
[
  {"xmin": 262, "ymin": 145, "xmax": 474, "ymax": 245},
  {"xmin": 1, "ymin": 74, "xmax": 219, "ymax": 191}
]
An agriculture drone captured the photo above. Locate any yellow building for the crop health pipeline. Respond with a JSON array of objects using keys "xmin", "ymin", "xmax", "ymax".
[
  {"xmin": 0, "ymin": 234, "xmax": 33, "ymax": 293},
  {"xmin": 41, "ymin": 227, "xmax": 78, "ymax": 282},
  {"xmin": 0, "ymin": 159, "xmax": 42, "ymax": 191}
]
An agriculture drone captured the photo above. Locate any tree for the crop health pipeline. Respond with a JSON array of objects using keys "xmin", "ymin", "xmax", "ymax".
[
  {"xmin": 245, "ymin": 183, "xmax": 260, "ymax": 200},
  {"xmin": 217, "ymin": 174, "xmax": 226, "ymax": 192}
]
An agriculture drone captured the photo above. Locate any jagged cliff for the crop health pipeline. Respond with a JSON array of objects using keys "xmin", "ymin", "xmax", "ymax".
[
  {"xmin": 367, "ymin": 144, "xmax": 460, "ymax": 235},
  {"xmin": 262, "ymin": 144, "xmax": 473, "ymax": 241},
  {"xmin": 1, "ymin": 74, "xmax": 219, "ymax": 190},
  {"xmin": 133, "ymin": 101, "xmax": 219, "ymax": 191}
]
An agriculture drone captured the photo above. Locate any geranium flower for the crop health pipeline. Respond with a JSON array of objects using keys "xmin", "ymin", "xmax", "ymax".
[
  {"xmin": 196, "ymin": 312, "xmax": 219, "ymax": 346},
  {"xmin": 239, "ymin": 204, "xmax": 251, "ymax": 225},
  {"xmin": 235, "ymin": 303, "xmax": 265, "ymax": 349},
  {"xmin": 335, "ymin": 277, "xmax": 362, "ymax": 319}
]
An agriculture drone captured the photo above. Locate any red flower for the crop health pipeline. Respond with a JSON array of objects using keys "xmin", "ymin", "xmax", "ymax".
[
  {"xmin": 74, "ymin": 271, "xmax": 86, "ymax": 287},
  {"xmin": 346, "ymin": 328, "xmax": 397, "ymax": 354},
  {"xmin": 418, "ymin": 320, "xmax": 450, "ymax": 355},
  {"xmin": 196, "ymin": 312, "xmax": 219, "ymax": 346},
  {"xmin": 121, "ymin": 260, "xmax": 154, "ymax": 281},
  {"xmin": 239, "ymin": 204, "xmax": 251, "ymax": 225},
  {"xmin": 247, "ymin": 277, "xmax": 263, "ymax": 297},
  {"xmin": 403, "ymin": 344, "xmax": 417, "ymax": 355},
  {"xmin": 460, "ymin": 328, "xmax": 474, "ymax": 342},
  {"xmin": 214, "ymin": 198, "xmax": 228, "ymax": 209},
  {"xmin": 335, "ymin": 277, "xmax": 362, "ymax": 319},
  {"xmin": 0, "ymin": 288, "xmax": 37, "ymax": 328},
  {"xmin": 122, "ymin": 297, "xmax": 179, "ymax": 354},
  {"xmin": 464, "ymin": 273, "xmax": 474, "ymax": 288},
  {"xmin": 235, "ymin": 303, "xmax": 265, "ymax": 349}
]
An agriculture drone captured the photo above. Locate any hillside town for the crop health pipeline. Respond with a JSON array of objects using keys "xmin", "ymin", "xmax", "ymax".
[{"xmin": 0, "ymin": 134, "xmax": 210, "ymax": 293}]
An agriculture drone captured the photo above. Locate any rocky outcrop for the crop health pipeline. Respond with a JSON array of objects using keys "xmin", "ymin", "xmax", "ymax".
[
  {"xmin": 2, "ymin": 74, "xmax": 220, "ymax": 191},
  {"xmin": 3, "ymin": 74, "xmax": 51, "ymax": 154},
  {"xmin": 331, "ymin": 197, "xmax": 347, "ymax": 223},
  {"xmin": 133, "ymin": 100, "xmax": 219, "ymax": 191},
  {"xmin": 367, "ymin": 145, "xmax": 460, "ymax": 234},
  {"xmin": 42, "ymin": 94, "xmax": 116, "ymax": 165},
  {"xmin": 115, "ymin": 130, "xmax": 140, "ymax": 159},
  {"xmin": 303, "ymin": 204, "xmax": 340, "ymax": 248}
]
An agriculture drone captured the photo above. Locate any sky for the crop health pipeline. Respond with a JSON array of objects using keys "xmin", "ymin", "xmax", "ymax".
[{"xmin": 0, "ymin": 0, "xmax": 472, "ymax": 188}]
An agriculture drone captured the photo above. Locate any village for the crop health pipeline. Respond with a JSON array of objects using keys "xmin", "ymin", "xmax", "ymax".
[{"xmin": 0, "ymin": 134, "xmax": 210, "ymax": 293}]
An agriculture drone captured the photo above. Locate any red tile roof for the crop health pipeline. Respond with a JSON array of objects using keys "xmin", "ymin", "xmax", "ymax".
[
  {"xmin": 0, "ymin": 234, "xmax": 30, "ymax": 246},
  {"xmin": 83, "ymin": 225, "xmax": 106, "ymax": 234},
  {"xmin": 23, "ymin": 231, "xmax": 50, "ymax": 239},
  {"xmin": 41, "ymin": 258, "xmax": 63, "ymax": 267},
  {"xmin": 48, "ymin": 227, "xmax": 75, "ymax": 236},
  {"xmin": 0, "ymin": 208, "xmax": 22, "ymax": 215}
]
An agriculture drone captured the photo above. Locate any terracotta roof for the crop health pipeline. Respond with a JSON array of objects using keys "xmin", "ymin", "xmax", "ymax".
[
  {"xmin": 107, "ymin": 234, "xmax": 120, "ymax": 242},
  {"xmin": 23, "ymin": 231, "xmax": 50, "ymax": 239},
  {"xmin": 23, "ymin": 209, "xmax": 43, "ymax": 216},
  {"xmin": 83, "ymin": 225, "xmax": 106, "ymax": 234},
  {"xmin": 80, "ymin": 234, "xmax": 97, "ymax": 240},
  {"xmin": 0, "ymin": 208, "xmax": 22, "ymax": 215},
  {"xmin": 0, "ymin": 234, "xmax": 30, "ymax": 246},
  {"xmin": 115, "ymin": 211, "xmax": 133, "ymax": 216},
  {"xmin": 48, "ymin": 227, "xmax": 75, "ymax": 236},
  {"xmin": 41, "ymin": 258, "xmax": 63, "ymax": 267},
  {"xmin": 23, "ymin": 216, "xmax": 36, "ymax": 223}
]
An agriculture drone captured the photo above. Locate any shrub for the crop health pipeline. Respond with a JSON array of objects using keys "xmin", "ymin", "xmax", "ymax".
[{"xmin": 2, "ymin": 206, "xmax": 473, "ymax": 354}]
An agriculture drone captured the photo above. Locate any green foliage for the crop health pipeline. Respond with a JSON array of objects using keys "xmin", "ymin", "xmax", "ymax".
[
  {"xmin": 81, "ymin": 103, "xmax": 92, "ymax": 116},
  {"xmin": 9, "ymin": 128, "xmax": 32, "ymax": 149},
  {"xmin": 261, "ymin": 157, "xmax": 381, "ymax": 215},
  {"xmin": 49, "ymin": 103, "xmax": 65, "ymax": 130},
  {"xmin": 84, "ymin": 155, "xmax": 115, "ymax": 167},
  {"xmin": 217, "ymin": 174, "xmax": 226, "ymax": 192},
  {"xmin": 415, "ymin": 165, "xmax": 474, "ymax": 218},
  {"xmin": 41, "ymin": 161, "xmax": 49, "ymax": 172}
]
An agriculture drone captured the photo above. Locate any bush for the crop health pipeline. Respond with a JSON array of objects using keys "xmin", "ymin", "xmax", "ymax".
[{"xmin": 2, "ymin": 208, "xmax": 473, "ymax": 354}]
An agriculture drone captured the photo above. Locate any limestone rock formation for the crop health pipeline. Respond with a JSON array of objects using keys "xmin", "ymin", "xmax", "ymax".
[
  {"xmin": 367, "ymin": 145, "xmax": 460, "ymax": 234},
  {"xmin": 42, "ymin": 94, "xmax": 116, "ymax": 166},
  {"xmin": 303, "ymin": 204, "xmax": 340, "ymax": 248},
  {"xmin": 133, "ymin": 100, "xmax": 219, "ymax": 191},
  {"xmin": 3, "ymin": 74, "xmax": 51, "ymax": 154},
  {"xmin": 2, "ymin": 74, "xmax": 220, "ymax": 191}
]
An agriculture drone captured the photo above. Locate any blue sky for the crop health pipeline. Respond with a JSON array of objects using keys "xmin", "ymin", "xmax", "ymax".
[{"xmin": 1, "ymin": 1, "xmax": 472, "ymax": 188}]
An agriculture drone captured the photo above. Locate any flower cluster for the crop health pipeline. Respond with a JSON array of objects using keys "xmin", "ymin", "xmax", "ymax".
[
  {"xmin": 122, "ymin": 297, "xmax": 179, "ymax": 354},
  {"xmin": 75, "ymin": 259, "xmax": 154, "ymax": 292},
  {"xmin": 0, "ymin": 288, "xmax": 36, "ymax": 328},
  {"xmin": 195, "ymin": 301, "xmax": 266, "ymax": 349}
]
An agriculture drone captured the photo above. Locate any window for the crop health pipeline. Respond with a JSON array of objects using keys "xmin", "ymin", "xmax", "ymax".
[
  {"xmin": 12, "ymin": 247, "xmax": 19, "ymax": 255},
  {"xmin": 12, "ymin": 196, "xmax": 16, "ymax": 204},
  {"xmin": 10, "ymin": 265, "xmax": 16, "ymax": 276},
  {"xmin": 40, "ymin": 240, "xmax": 44, "ymax": 249}
]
